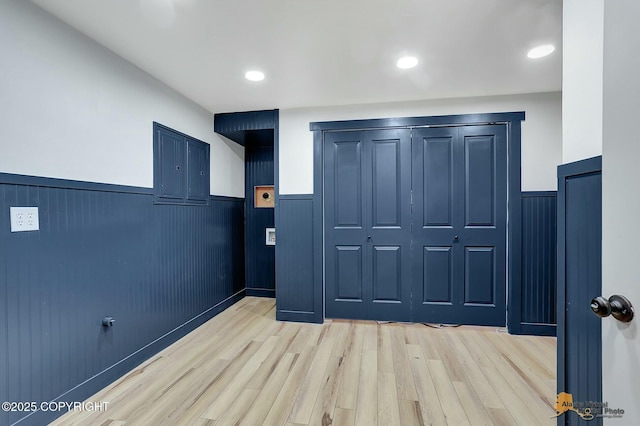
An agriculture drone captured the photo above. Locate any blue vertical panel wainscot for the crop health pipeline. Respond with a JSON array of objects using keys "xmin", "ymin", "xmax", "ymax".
[
  {"xmin": 520, "ymin": 191, "xmax": 558, "ymax": 336},
  {"xmin": 0, "ymin": 173, "xmax": 244, "ymax": 426},
  {"xmin": 275, "ymin": 195, "xmax": 320, "ymax": 323}
]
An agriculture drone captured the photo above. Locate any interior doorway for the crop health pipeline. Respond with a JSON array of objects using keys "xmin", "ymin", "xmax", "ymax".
[
  {"xmin": 244, "ymin": 130, "xmax": 276, "ymax": 297},
  {"xmin": 213, "ymin": 110, "xmax": 279, "ymax": 299}
]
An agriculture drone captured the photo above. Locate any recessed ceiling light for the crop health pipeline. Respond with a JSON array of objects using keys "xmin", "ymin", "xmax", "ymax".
[
  {"xmin": 396, "ymin": 56, "xmax": 419, "ymax": 69},
  {"xmin": 245, "ymin": 70, "xmax": 265, "ymax": 81},
  {"xmin": 527, "ymin": 44, "xmax": 555, "ymax": 59}
]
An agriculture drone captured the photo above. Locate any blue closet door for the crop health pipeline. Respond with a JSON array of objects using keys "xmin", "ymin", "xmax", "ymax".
[
  {"xmin": 411, "ymin": 125, "xmax": 507, "ymax": 326},
  {"xmin": 324, "ymin": 129, "xmax": 412, "ymax": 321},
  {"xmin": 324, "ymin": 125, "xmax": 507, "ymax": 325}
]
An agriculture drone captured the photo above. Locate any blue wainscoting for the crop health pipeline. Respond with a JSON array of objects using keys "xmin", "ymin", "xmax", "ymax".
[
  {"xmin": 275, "ymin": 195, "xmax": 321, "ymax": 323},
  {"xmin": 518, "ymin": 191, "xmax": 558, "ymax": 336},
  {"xmin": 274, "ymin": 191, "xmax": 558, "ymax": 331},
  {"xmin": 0, "ymin": 173, "xmax": 244, "ymax": 426}
]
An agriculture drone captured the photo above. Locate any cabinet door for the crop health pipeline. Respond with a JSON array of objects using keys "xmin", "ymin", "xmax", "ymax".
[
  {"xmin": 154, "ymin": 123, "xmax": 210, "ymax": 205},
  {"xmin": 156, "ymin": 129, "xmax": 186, "ymax": 200},
  {"xmin": 187, "ymin": 140, "xmax": 210, "ymax": 203}
]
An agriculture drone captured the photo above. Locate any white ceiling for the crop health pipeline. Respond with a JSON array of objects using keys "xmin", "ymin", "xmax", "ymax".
[{"xmin": 29, "ymin": 0, "xmax": 562, "ymax": 114}]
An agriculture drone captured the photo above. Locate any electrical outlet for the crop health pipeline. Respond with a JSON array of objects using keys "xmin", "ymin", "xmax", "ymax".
[{"xmin": 10, "ymin": 207, "xmax": 39, "ymax": 232}]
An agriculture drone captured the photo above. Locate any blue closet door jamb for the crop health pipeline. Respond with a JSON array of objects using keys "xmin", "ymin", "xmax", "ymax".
[
  {"xmin": 506, "ymin": 120, "xmax": 524, "ymax": 333},
  {"xmin": 312, "ymin": 128, "xmax": 325, "ymax": 323}
]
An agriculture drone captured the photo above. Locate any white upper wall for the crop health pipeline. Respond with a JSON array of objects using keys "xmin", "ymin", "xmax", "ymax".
[
  {"xmin": 562, "ymin": 0, "xmax": 604, "ymax": 163},
  {"xmin": 279, "ymin": 92, "xmax": 562, "ymax": 194},
  {"xmin": 0, "ymin": 0, "xmax": 244, "ymax": 197}
]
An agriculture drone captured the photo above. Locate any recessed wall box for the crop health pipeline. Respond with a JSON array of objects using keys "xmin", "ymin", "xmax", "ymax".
[
  {"xmin": 266, "ymin": 228, "xmax": 275, "ymax": 245},
  {"xmin": 255, "ymin": 185, "xmax": 274, "ymax": 208}
]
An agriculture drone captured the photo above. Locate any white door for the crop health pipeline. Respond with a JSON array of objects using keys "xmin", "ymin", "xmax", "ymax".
[{"xmin": 602, "ymin": 0, "xmax": 640, "ymax": 422}]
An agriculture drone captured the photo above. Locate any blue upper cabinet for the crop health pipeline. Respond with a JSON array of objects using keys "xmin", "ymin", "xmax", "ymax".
[
  {"xmin": 154, "ymin": 122, "xmax": 210, "ymax": 205},
  {"xmin": 157, "ymin": 129, "xmax": 186, "ymax": 200},
  {"xmin": 187, "ymin": 139, "xmax": 210, "ymax": 202}
]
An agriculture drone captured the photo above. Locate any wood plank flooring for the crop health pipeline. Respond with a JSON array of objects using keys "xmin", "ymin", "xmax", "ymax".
[{"xmin": 51, "ymin": 297, "xmax": 557, "ymax": 425}]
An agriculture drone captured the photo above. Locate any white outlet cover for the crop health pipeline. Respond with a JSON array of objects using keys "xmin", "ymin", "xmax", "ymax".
[{"xmin": 10, "ymin": 207, "xmax": 40, "ymax": 232}]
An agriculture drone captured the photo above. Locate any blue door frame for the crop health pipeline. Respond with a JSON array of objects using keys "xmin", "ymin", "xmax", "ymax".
[{"xmin": 311, "ymin": 112, "xmax": 525, "ymax": 327}]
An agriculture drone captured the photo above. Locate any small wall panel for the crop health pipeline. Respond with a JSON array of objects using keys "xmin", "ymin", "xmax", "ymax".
[
  {"xmin": 372, "ymin": 139, "xmax": 400, "ymax": 227},
  {"xmin": 464, "ymin": 135, "xmax": 495, "ymax": 227},
  {"xmin": 424, "ymin": 136, "xmax": 453, "ymax": 227},
  {"xmin": 464, "ymin": 247, "xmax": 495, "ymax": 305},
  {"xmin": 373, "ymin": 246, "xmax": 401, "ymax": 301},
  {"xmin": 423, "ymin": 246, "xmax": 453, "ymax": 303},
  {"xmin": 335, "ymin": 246, "xmax": 363, "ymax": 300},
  {"xmin": 334, "ymin": 141, "xmax": 362, "ymax": 228}
]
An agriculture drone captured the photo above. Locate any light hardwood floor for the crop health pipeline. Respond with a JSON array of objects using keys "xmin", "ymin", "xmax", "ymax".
[{"xmin": 52, "ymin": 297, "xmax": 556, "ymax": 426}]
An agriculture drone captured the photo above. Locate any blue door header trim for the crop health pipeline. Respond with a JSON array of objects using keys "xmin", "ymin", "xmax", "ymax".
[
  {"xmin": 557, "ymin": 156, "xmax": 602, "ymax": 179},
  {"xmin": 310, "ymin": 111, "xmax": 525, "ymax": 131},
  {"xmin": 214, "ymin": 109, "xmax": 278, "ymax": 146}
]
